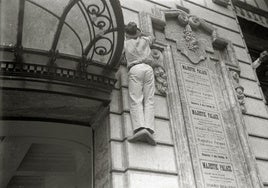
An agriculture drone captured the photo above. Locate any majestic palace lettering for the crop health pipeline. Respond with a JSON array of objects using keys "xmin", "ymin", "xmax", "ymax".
[{"xmin": 181, "ymin": 64, "xmax": 238, "ymax": 188}]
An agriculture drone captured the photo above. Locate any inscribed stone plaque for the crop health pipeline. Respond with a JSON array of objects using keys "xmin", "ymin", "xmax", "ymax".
[
  {"xmin": 181, "ymin": 64, "xmax": 217, "ymax": 111},
  {"xmin": 181, "ymin": 63, "xmax": 238, "ymax": 188}
]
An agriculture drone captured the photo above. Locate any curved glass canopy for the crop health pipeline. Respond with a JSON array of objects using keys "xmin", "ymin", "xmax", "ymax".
[{"xmin": 0, "ymin": 0, "xmax": 124, "ymax": 71}]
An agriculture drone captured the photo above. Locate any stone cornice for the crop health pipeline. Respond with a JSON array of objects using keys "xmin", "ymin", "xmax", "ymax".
[{"xmin": 232, "ymin": 0, "xmax": 268, "ymax": 18}]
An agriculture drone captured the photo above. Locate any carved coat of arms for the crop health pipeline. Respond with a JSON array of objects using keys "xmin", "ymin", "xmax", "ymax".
[{"xmin": 176, "ymin": 13, "xmax": 207, "ymax": 65}]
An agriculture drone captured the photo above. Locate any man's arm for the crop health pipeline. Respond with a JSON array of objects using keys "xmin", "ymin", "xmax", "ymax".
[
  {"xmin": 140, "ymin": 32, "xmax": 155, "ymax": 46},
  {"xmin": 253, "ymin": 50, "xmax": 268, "ymax": 69}
]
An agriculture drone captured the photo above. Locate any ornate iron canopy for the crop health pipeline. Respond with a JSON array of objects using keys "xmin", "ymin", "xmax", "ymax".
[{"xmin": 0, "ymin": 0, "xmax": 124, "ymax": 85}]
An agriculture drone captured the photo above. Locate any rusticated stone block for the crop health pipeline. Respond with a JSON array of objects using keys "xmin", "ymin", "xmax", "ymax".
[
  {"xmin": 214, "ymin": 25, "xmax": 244, "ymax": 46},
  {"xmin": 119, "ymin": 65, "xmax": 128, "ymax": 87},
  {"xmin": 240, "ymin": 78, "xmax": 262, "ymax": 99},
  {"xmin": 233, "ymin": 46, "xmax": 251, "ymax": 63},
  {"xmin": 109, "ymin": 113, "xmax": 123, "ymax": 140},
  {"xmin": 256, "ymin": 160, "xmax": 268, "ymax": 183},
  {"xmin": 240, "ymin": 62, "xmax": 257, "ymax": 80},
  {"xmin": 244, "ymin": 97, "xmax": 268, "ymax": 117},
  {"xmin": 244, "ymin": 115, "xmax": 268, "ymax": 138},
  {"xmin": 111, "ymin": 172, "xmax": 125, "ymax": 188},
  {"xmin": 249, "ymin": 137, "xmax": 268, "ymax": 160},
  {"xmin": 111, "ymin": 141, "xmax": 125, "ymax": 170},
  {"xmin": 126, "ymin": 142, "xmax": 177, "ymax": 173},
  {"xmin": 126, "ymin": 171, "xmax": 179, "ymax": 188},
  {"xmin": 110, "ymin": 89, "xmax": 122, "ymax": 113}
]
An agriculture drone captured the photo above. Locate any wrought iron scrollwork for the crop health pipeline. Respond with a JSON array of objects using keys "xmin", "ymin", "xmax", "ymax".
[
  {"xmin": 87, "ymin": 3, "xmax": 111, "ymax": 30},
  {"xmin": 0, "ymin": 0, "xmax": 124, "ymax": 86},
  {"xmin": 94, "ymin": 37, "xmax": 113, "ymax": 56},
  {"xmin": 83, "ymin": 0, "xmax": 116, "ymax": 67}
]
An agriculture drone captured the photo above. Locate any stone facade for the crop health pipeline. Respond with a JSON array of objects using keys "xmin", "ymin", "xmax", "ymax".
[{"xmin": 106, "ymin": 0, "xmax": 268, "ymax": 187}]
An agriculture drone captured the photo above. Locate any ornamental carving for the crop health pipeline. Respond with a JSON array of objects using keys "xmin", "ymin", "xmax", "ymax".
[
  {"xmin": 231, "ymin": 71, "xmax": 246, "ymax": 113},
  {"xmin": 183, "ymin": 24, "xmax": 198, "ymax": 51},
  {"xmin": 151, "ymin": 49, "xmax": 168, "ymax": 96},
  {"xmin": 176, "ymin": 13, "xmax": 207, "ymax": 65}
]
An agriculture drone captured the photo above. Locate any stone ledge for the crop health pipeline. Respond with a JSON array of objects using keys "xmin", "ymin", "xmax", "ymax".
[
  {"xmin": 125, "ymin": 170, "xmax": 179, "ymax": 188},
  {"xmin": 110, "ymin": 140, "xmax": 177, "ymax": 174},
  {"xmin": 244, "ymin": 115, "xmax": 268, "ymax": 139}
]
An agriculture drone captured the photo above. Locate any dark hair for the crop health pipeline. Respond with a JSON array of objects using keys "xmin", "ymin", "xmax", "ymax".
[{"xmin": 125, "ymin": 22, "xmax": 138, "ymax": 35}]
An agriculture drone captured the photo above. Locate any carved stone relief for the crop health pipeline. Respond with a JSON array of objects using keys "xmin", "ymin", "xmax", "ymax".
[
  {"xmin": 231, "ymin": 71, "xmax": 247, "ymax": 113},
  {"xmin": 162, "ymin": 8, "xmax": 229, "ymax": 65},
  {"xmin": 176, "ymin": 12, "xmax": 207, "ymax": 65},
  {"xmin": 151, "ymin": 49, "xmax": 168, "ymax": 96}
]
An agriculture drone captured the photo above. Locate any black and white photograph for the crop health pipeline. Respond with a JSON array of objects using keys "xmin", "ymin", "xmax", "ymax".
[{"xmin": 0, "ymin": 0, "xmax": 267, "ymax": 187}]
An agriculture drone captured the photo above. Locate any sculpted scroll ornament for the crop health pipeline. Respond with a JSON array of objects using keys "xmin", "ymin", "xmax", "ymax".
[
  {"xmin": 232, "ymin": 71, "xmax": 246, "ymax": 113},
  {"xmin": 151, "ymin": 49, "xmax": 168, "ymax": 96}
]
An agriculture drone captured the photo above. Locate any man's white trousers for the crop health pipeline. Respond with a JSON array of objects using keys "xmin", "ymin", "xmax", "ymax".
[{"xmin": 128, "ymin": 63, "xmax": 155, "ymax": 134}]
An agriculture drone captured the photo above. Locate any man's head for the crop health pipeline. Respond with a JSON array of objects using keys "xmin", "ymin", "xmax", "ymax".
[{"xmin": 125, "ymin": 22, "xmax": 141, "ymax": 39}]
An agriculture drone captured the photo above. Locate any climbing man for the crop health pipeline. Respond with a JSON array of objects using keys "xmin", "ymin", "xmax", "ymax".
[{"xmin": 124, "ymin": 22, "xmax": 156, "ymax": 146}]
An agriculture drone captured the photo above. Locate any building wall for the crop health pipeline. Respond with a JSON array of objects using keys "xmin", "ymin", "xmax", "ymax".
[
  {"xmin": 238, "ymin": 0, "xmax": 268, "ymax": 11},
  {"xmin": 109, "ymin": 66, "xmax": 177, "ymax": 187},
  {"xmin": 108, "ymin": 0, "xmax": 268, "ymax": 187}
]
